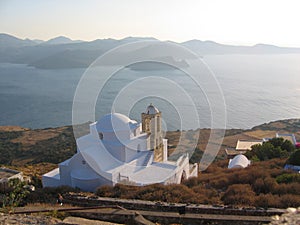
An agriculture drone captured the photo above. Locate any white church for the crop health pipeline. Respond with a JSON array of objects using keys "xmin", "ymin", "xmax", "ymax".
[{"xmin": 42, "ymin": 104, "xmax": 198, "ymax": 191}]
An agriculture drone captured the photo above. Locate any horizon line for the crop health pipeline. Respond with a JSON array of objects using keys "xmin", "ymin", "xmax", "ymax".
[{"xmin": 2, "ymin": 32, "xmax": 300, "ymax": 49}]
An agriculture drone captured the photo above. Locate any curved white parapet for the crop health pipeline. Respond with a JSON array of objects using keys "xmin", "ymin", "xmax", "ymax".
[{"xmin": 42, "ymin": 168, "xmax": 61, "ymax": 187}]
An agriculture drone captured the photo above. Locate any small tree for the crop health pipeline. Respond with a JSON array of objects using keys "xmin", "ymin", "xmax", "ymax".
[
  {"xmin": 2, "ymin": 178, "xmax": 29, "ymax": 209},
  {"xmin": 221, "ymin": 184, "xmax": 255, "ymax": 206},
  {"xmin": 246, "ymin": 138, "xmax": 293, "ymax": 161},
  {"xmin": 287, "ymin": 149, "xmax": 300, "ymax": 166}
]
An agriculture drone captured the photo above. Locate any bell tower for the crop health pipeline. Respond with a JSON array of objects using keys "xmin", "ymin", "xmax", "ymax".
[{"xmin": 141, "ymin": 104, "xmax": 164, "ymax": 162}]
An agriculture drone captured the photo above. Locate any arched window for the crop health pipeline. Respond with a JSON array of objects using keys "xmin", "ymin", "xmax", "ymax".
[
  {"xmin": 181, "ymin": 171, "xmax": 187, "ymax": 182},
  {"xmin": 137, "ymin": 144, "xmax": 141, "ymax": 152},
  {"xmin": 98, "ymin": 132, "xmax": 103, "ymax": 140},
  {"xmin": 145, "ymin": 119, "xmax": 149, "ymax": 131},
  {"xmin": 157, "ymin": 116, "xmax": 160, "ymax": 132}
]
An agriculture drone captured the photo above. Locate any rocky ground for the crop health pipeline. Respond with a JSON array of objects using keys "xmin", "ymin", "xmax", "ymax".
[
  {"xmin": 0, "ymin": 213, "xmax": 122, "ymax": 225},
  {"xmin": 269, "ymin": 207, "xmax": 300, "ymax": 225},
  {"xmin": 1, "ymin": 208, "xmax": 300, "ymax": 224},
  {"xmin": 0, "ymin": 213, "xmax": 61, "ymax": 225}
]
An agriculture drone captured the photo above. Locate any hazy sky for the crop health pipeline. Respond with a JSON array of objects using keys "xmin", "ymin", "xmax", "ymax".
[{"xmin": 1, "ymin": 0, "xmax": 300, "ymax": 47}]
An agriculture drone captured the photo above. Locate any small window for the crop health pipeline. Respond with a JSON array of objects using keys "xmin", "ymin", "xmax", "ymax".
[
  {"xmin": 137, "ymin": 144, "xmax": 141, "ymax": 152},
  {"xmin": 99, "ymin": 132, "xmax": 103, "ymax": 140},
  {"xmin": 82, "ymin": 160, "xmax": 86, "ymax": 165}
]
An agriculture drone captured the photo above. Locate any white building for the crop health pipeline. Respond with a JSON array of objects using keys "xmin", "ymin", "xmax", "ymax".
[
  {"xmin": 275, "ymin": 133, "xmax": 297, "ymax": 146},
  {"xmin": 43, "ymin": 104, "xmax": 198, "ymax": 191},
  {"xmin": 228, "ymin": 155, "xmax": 251, "ymax": 169},
  {"xmin": 225, "ymin": 140, "xmax": 262, "ymax": 159}
]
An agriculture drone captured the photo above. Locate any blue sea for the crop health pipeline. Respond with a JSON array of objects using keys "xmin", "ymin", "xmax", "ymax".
[{"xmin": 0, "ymin": 54, "xmax": 300, "ymax": 130}]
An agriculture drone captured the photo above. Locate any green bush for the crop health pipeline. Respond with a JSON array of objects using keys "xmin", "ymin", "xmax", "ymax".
[
  {"xmin": 246, "ymin": 138, "xmax": 294, "ymax": 161},
  {"xmin": 276, "ymin": 173, "xmax": 300, "ymax": 184},
  {"xmin": 287, "ymin": 149, "xmax": 300, "ymax": 166},
  {"xmin": 1, "ymin": 178, "xmax": 29, "ymax": 208}
]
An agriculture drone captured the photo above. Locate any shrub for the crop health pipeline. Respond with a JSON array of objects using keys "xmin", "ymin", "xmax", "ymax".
[
  {"xmin": 276, "ymin": 173, "xmax": 300, "ymax": 184},
  {"xmin": 273, "ymin": 183, "xmax": 300, "ymax": 195},
  {"xmin": 182, "ymin": 177, "xmax": 200, "ymax": 188},
  {"xmin": 221, "ymin": 184, "xmax": 255, "ymax": 206},
  {"xmin": 92, "ymin": 158, "xmax": 296, "ymax": 208},
  {"xmin": 252, "ymin": 178, "xmax": 265, "ymax": 194},
  {"xmin": 209, "ymin": 174, "xmax": 229, "ymax": 189},
  {"xmin": 287, "ymin": 149, "xmax": 300, "ymax": 166},
  {"xmin": 255, "ymin": 194, "xmax": 280, "ymax": 209},
  {"xmin": 279, "ymin": 194, "xmax": 300, "ymax": 208},
  {"xmin": 1, "ymin": 178, "xmax": 29, "ymax": 208},
  {"xmin": 96, "ymin": 185, "xmax": 114, "ymax": 197},
  {"xmin": 25, "ymin": 185, "xmax": 78, "ymax": 204},
  {"xmin": 246, "ymin": 138, "xmax": 293, "ymax": 161}
]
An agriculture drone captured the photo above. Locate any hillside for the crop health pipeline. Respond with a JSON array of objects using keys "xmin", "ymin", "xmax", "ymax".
[
  {"xmin": 0, "ymin": 118, "xmax": 299, "ymax": 178},
  {"xmin": 1, "ymin": 119, "xmax": 300, "ymax": 213}
]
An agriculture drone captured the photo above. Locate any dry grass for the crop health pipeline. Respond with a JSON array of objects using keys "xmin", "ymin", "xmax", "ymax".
[
  {"xmin": 243, "ymin": 130, "xmax": 277, "ymax": 139},
  {"xmin": 0, "ymin": 126, "xmax": 28, "ymax": 132},
  {"xmin": 10, "ymin": 127, "xmax": 68, "ymax": 146},
  {"xmin": 9, "ymin": 163, "xmax": 57, "ymax": 178}
]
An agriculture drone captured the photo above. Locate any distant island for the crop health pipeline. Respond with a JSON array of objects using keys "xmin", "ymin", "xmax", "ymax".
[
  {"xmin": 1, "ymin": 33, "xmax": 300, "ymax": 69},
  {"xmin": 126, "ymin": 58, "xmax": 189, "ymax": 71}
]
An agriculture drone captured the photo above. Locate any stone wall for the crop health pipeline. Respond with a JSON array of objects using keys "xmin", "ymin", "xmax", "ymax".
[{"xmin": 64, "ymin": 193, "xmax": 285, "ymax": 217}]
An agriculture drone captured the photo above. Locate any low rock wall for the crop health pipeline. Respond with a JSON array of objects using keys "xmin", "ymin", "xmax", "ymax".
[{"xmin": 64, "ymin": 193, "xmax": 284, "ymax": 217}]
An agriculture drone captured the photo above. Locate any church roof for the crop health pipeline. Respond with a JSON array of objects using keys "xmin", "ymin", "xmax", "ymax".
[
  {"xmin": 145, "ymin": 103, "xmax": 159, "ymax": 115},
  {"xmin": 276, "ymin": 133, "xmax": 297, "ymax": 145},
  {"xmin": 236, "ymin": 140, "xmax": 262, "ymax": 150},
  {"xmin": 96, "ymin": 113, "xmax": 138, "ymax": 132}
]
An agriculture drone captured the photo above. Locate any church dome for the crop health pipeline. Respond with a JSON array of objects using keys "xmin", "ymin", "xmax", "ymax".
[
  {"xmin": 145, "ymin": 103, "xmax": 159, "ymax": 115},
  {"xmin": 96, "ymin": 113, "xmax": 138, "ymax": 132}
]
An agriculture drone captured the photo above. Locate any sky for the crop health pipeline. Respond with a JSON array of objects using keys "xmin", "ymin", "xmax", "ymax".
[{"xmin": 1, "ymin": 0, "xmax": 300, "ymax": 47}]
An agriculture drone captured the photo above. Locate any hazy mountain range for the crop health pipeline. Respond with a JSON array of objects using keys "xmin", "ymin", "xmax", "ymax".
[{"xmin": 1, "ymin": 33, "xmax": 300, "ymax": 69}]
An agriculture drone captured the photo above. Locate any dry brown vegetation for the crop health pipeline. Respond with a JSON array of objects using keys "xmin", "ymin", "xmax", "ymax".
[
  {"xmin": 0, "ymin": 126, "xmax": 76, "ymax": 166},
  {"xmin": 96, "ymin": 158, "xmax": 300, "ymax": 208},
  {"xmin": 0, "ymin": 126, "xmax": 29, "ymax": 132},
  {"xmin": 10, "ymin": 127, "xmax": 67, "ymax": 146}
]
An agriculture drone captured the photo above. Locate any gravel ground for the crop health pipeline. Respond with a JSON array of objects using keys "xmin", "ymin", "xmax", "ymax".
[
  {"xmin": 0, "ymin": 213, "xmax": 122, "ymax": 225},
  {"xmin": 269, "ymin": 207, "xmax": 300, "ymax": 225},
  {"xmin": 0, "ymin": 213, "xmax": 61, "ymax": 225}
]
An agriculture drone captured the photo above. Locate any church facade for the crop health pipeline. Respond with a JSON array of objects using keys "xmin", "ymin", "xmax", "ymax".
[{"xmin": 42, "ymin": 104, "xmax": 198, "ymax": 191}]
